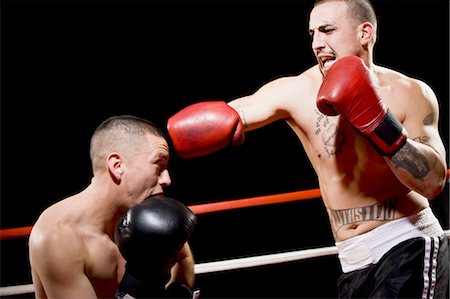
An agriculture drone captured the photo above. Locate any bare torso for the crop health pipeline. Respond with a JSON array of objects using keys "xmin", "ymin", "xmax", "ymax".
[
  {"xmin": 29, "ymin": 194, "xmax": 126, "ymax": 298},
  {"xmin": 288, "ymin": 65, "xmax": 430, "ymax": 241},
  {"xmin": 230, "ymin": 64, "xmax": 431, "ymax": 242}
]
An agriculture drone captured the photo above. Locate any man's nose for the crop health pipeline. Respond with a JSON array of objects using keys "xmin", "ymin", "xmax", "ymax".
[
  {"xmin": 312, "ymin": 32, "xmax": 325, "ymax": 51},
  {"xmin": 159, "ymin": 169, "xmax": 172, "ymax": 187}
]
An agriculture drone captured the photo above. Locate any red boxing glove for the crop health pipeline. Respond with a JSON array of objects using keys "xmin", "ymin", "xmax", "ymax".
[
  {"xmin": 167, "ymin": 101, "xmax": 245, "ymax": 158},
  {"xmin": 317, "ymin": 56, "xmax": 408, "ymax": 156}
]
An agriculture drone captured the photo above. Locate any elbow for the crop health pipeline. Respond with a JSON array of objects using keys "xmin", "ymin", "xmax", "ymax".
[
  {"xmin": 425, "ymin": 171, "xmax": 447, "ymax": 200},
  {"xmin": 427, "ymin": 184, "xmax": 445, "ymax": 200}
]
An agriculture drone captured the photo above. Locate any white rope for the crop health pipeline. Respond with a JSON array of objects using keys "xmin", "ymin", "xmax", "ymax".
[
  {"xmin": 2, "ymin": 230, "xmax": 449, "ymax": 296},
  {"xmin": 0, "ymin": 245, "xmax": 338, "ymax": 296},
  {"xmin": 0, "ymin": 283, "xmax": 34, "ymax": 296},
  {"xmin": 194, "ymin": 245, "xmax": 338, "ymax": 274}
]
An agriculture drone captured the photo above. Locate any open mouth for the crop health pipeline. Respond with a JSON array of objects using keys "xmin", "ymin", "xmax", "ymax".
[{"xmin": 319, "ymin": 56, "xmax": 336, "ymax": 72}]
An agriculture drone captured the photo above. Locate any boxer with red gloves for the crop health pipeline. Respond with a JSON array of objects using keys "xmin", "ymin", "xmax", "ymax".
[
  {"xmin": 115, "ymin": 195, "xmax": 197, "ymax": 299},
  {"xmin": 166, "ymin": 1, "xmax": 449, "ymax": 298},
  {"xmin": 316, "ymin": 55, "xmax": 408, "ymax": 156},
  {"xmin": 167, "ymin": 101, "xmax": 244, "ymax": 158}
]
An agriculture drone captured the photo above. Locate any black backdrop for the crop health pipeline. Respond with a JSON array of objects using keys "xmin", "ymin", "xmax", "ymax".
[{"xmin": 1, "ymin": 1, "xmax": 449, "ymax": 298}]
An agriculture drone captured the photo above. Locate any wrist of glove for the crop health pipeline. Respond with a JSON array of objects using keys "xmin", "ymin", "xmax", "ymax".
[
  {"xmin": 166, "ymin": 282, "xmax": 193, "ymax": 298},
  {"xmin": 358, "ymin": 109, "xmax": 408, "ymax": 156},
  {"xmin": 115, "ymin": 267, "xmax": 170, "ymax": 299}
]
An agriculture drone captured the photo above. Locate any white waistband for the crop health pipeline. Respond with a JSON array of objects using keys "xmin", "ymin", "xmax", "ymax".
[{"xmin": 335, "ymin": 207, "xmax": 444, "ymax": 273}]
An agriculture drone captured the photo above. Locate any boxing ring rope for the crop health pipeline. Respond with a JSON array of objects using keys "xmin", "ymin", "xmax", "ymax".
[
  {"xmin": 0, "ymin": 188, "xmax": 321, "ymax": 240},
  {"xmin": 0, "ymin": 245, "xmax": 341, "ymax": 296},
  {"xmin": 1, "ymin": 169, "xmax": 449, "ymax": 296},
  {"xmin": 1, "ymin": 234, "xmax": 450, "ymax": 297},
  {"xmin": 2, "ymin": 166, "xmax": 449, "ymax": 239}
]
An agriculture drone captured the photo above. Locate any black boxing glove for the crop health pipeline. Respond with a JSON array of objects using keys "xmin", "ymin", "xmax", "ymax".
[
  {"xmin": 166, "ymin": 282, "xmax": 194, "ymax": 298},
  {"xmin": 115, "ymin": 195, "xmax": 197, "ymax": 299}
]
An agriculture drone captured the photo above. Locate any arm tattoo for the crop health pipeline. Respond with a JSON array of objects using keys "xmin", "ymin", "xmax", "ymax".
[
  {"xmin": 391, "ymin": 142, "xmax": 430, "ymax": 179},
  {"xmin": 413, "ymin": 136, "xmax": 431, "ymax": 145},
  {"xmin": 423, "ymin": 113, "xmax": 435, "ymax": 125},
  {"xmin": 413, "ymin": 136, "xmax": 438, "ymax": 170},
  {"xmin": 328, "ymin": 198, "xmax": 397, "ymax": 233},
  {"xmin": 390, "ymin": 112, "xmax": 434, "ymax": 176}
]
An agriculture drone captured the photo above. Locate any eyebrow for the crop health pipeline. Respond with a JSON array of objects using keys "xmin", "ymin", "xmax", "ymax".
[
  {"xmin": 159, "ymin": 151, "xmax": 171, "ymax": 162},
  {"xmin": 155, "ymin": 151, "xmax": 169, "ymax": 160},
  {"xmin": 308, "ymin": 22, "xmax": 336, "ymax": 36}
]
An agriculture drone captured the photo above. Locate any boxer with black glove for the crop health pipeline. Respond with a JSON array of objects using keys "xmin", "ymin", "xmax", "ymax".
[
  {"xmin": 115, "ymin": 195, "xmax": 197, "ymax": 299},
  {"xmin": 316, "ymin": 55, "xmax": 408, "ymax": 156}
]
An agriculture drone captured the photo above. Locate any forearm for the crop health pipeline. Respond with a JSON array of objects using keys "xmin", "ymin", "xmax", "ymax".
[
  {"xmin": 168, "ymin": 243, "xmax": 195, "ymax": 288},
  {"xmin": 385, "ymin": 139, "xmax": 447, "ymax": 199}
]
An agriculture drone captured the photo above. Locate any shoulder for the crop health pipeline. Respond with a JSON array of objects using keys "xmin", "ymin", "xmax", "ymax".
[
  {"xmin": 267, "ymin": 64, "xmax": 320, "ymax": 88},
  {"xmin": 376, "ymin": 66, "xmax": 437, "ymax": 100},
  {"xmin": 30, "ymin": 221, "xmax": 87, "ymax": 278},
  {"xmin": 376, "ymin": 65, "xmax": 440, "ymax": 114},
  {"xmin": 30, "ymin": 219, "xmax": 84, "ymax": 256},
  {"xmin": 29, "ymin": 199, "xmax": 87, "ymax": 264}
]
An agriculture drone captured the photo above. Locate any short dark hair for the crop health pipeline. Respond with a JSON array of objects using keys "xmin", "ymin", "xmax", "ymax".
[
  {"xmin": 313, "ymin": 0, "xmax": 377, "ymax": 29},
  {"xmin": 90, "ymin": 115, "xmax": 164, "ymax": 172}
]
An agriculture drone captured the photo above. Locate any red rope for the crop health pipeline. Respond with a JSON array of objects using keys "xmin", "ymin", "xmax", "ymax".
[
  {"xmin": 0, "ymin": 188, "xmax": 321, "ymax": 240},
  {"xmin": 0, "ymin": 226, "xmax": 33, "ymax": 240},
  {"xmin": 189, "ymin": 189, "xmax": 321, "ymax": 214},
  {"xmin": 2, "ymin": 168, "xmax": 449, "ymax": 240}
]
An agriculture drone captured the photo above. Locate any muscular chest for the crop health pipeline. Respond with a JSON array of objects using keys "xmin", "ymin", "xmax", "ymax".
[
  {"xmin": 292, "ymin": 110, "xmax": 388, "ymax": 179},
  {"xmin": 293, "ymin": 106, "xmax": 406, "ymax": 198},
  {"xmin": 299, "ymin": 110, "xmax": 362, "ymax": 162}
]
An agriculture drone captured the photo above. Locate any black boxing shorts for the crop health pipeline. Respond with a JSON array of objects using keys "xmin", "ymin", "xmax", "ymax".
[
  {"xmin": 335, "ymin": 208, "xmax": 449, "ymax": 298},
  {"xmin": 337, "ymin": 235, "xmax": 449, "ymax": 298}
]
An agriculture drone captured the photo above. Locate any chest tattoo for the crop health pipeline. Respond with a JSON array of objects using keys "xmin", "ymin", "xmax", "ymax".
[{"xmin": 314, "ymin": 110, "xmax": 346, "ymax": 157}]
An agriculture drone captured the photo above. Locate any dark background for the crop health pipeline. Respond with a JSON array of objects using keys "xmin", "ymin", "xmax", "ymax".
[{"xmin": 1, "ymin": 0, "xmax": 449, "ymax": 298}]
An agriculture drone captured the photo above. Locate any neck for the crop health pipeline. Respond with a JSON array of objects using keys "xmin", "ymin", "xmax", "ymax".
[{"xmin": 81, "ymin": 182, "xmax": 127, "ymax": 240}]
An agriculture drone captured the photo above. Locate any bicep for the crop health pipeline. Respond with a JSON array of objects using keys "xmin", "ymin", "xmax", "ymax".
[
  {"xmin": 402, "ymin": 82, "xmax": 446, "ymax": 157},
  {"xmin": 227, "ymin": 78, "xmax": 299, "ymax": 131},
  {"xmin": 42, "ymin": 263, "xmax": 97, "ymax": 299}
]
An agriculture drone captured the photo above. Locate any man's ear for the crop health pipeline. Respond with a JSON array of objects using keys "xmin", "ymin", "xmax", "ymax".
[
  {"xmin": 107, "ymin": 153, "xmax": 123, "ymax": 182},
  {"xmin": 359, "ymin": 22, "xmax": 375, "ymax": 48}
]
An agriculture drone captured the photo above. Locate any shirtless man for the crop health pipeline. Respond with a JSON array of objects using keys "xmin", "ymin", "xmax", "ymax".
[
  {"xmin": 29, "ymin": 115, "xmax": 195, "ymax": 298},
  {"xmin": 166, "ymin": 0, "xmax": 448, "ymax": 297}
]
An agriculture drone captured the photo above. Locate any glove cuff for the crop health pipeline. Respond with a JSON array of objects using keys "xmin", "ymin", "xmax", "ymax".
[
  {"xmin": 166, "ymin": 282, "xmax": 193, "ymax": 298},
  {"xmin": 115, "ymin": 268, "xmax": 169, "ymax": 299},
  {"xmin": 366, "ymin": 109, "xmax": 408, "ymax": 156}
]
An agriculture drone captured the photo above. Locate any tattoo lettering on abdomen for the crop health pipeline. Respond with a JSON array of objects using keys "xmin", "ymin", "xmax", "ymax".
[
  {"xmin": 328, "ymin": 198, "xmax": 397, "ymax": 233},
  {"xmin": 391, "ymin": 141, "xmax": 430, "ymax": 179}
]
